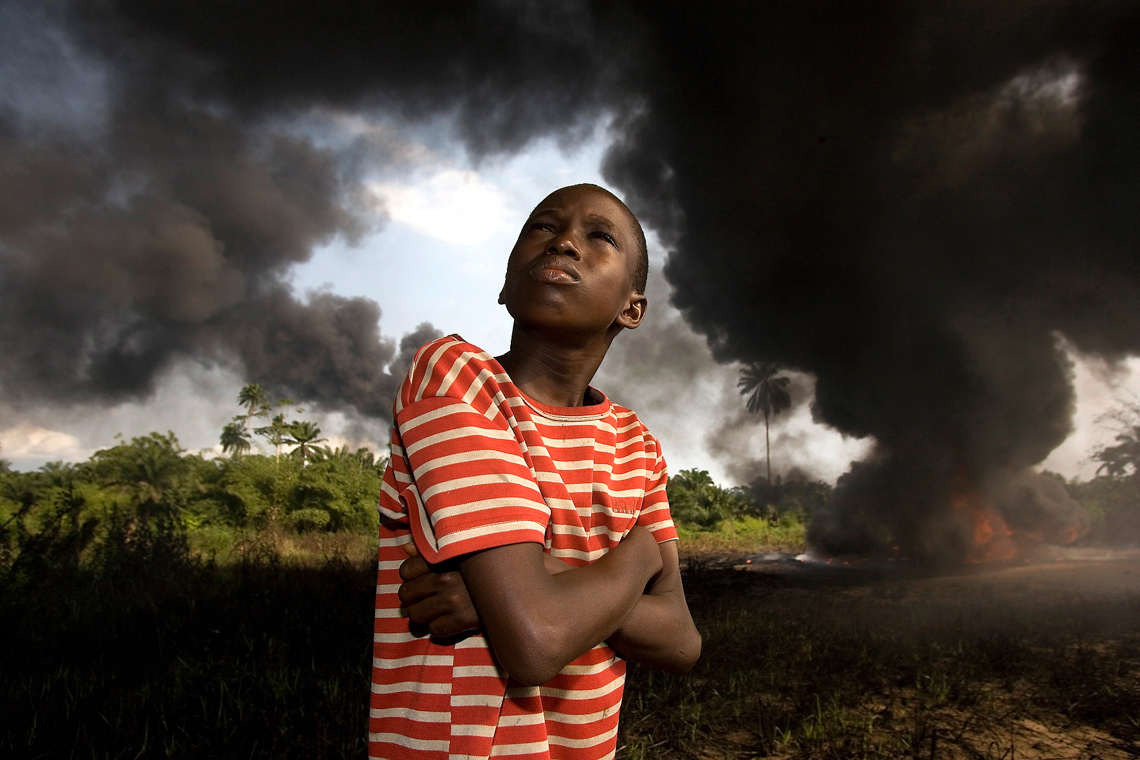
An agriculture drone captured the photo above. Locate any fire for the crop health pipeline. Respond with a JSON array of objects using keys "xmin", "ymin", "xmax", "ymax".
[
  {"xmin": 952, "ymin": 486, "xmax": 1018, "ymax": 563},
  {"xmin": 949, "ymin": 469, "xmax": 1081, "ymax": 564}
]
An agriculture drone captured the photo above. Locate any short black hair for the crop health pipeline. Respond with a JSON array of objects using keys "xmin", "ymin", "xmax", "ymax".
[{"xmin": 533, "ymin": 184, "xmax": 649, "ymax": 295}]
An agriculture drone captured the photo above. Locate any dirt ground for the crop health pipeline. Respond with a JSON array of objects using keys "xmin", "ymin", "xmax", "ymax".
[
  {"xmin": 655, "ymin": 552, "xmax": 1140, "ymax": 760},
  {"xmin": 844, "ymin": 556, "xmax": 1140, "ymax": 760}
]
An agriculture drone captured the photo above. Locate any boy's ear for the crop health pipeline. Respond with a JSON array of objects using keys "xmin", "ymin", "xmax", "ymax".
[
  {"xmin": 615, "ymin": 293, "xmax": 647, "ymax": 330},
  {"xmin": 497, "ymin": 288, "xmax": 505, "ymax": 305}
]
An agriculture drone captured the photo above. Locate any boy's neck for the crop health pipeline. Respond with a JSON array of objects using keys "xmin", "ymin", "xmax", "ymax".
[{"xmin": 497, "ymin": 326, "xmax": 614, "ymax": 408}]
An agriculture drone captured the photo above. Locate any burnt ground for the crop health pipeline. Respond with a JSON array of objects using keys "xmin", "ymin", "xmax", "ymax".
[
  {"xmin": 3, "ymin": 541, "xmax": 1137, "ymax": 759},
  {"xmin": 618, "ymin": 553, "xmax": 1140, "ymax": 759}
]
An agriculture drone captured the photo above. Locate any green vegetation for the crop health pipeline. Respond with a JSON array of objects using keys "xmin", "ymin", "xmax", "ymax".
[
  {"xmin": 0, "ymin": 386, "xmax": 388, "ymax": 758},
  {"xmin": 0, "ymin": 431, "xmax": 385, "ymax": 565},
  {"xmin": 0, "ymin": 385, "xmax": 387, "ymax": 568},
  {"xmin": 1067, "ymin": 474, "xmax": 1140, "ymax": 542},
  {"xmin": 677, "ymin": 515, "xmax": 807, "ymax": 556},
  {"xmin": 667, "ymin": 467, "xmax": 831, "ymax": 554},
  {"xmin": 1052, "ymin": 395, "xmax": 1140, "ymax": 544}
]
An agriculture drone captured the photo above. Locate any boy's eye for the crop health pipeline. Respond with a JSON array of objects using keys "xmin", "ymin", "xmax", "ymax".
[
  {"xmin": 530, "ymin": 221, "xmax": 555, "ymax": 233},
  {"xmin": 591, "ymin": 231, "xmax": 618, "ymax": 248}
]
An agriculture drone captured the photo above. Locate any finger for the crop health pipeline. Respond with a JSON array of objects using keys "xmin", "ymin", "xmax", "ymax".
[
  {"xmin": 402, "ymin": 541, "xmax": 419, "ymax": 557},
  {"xmin": 450, "ymin": 605, "xmax": 481, "ymax": 634},
  {"xmin": 429, "ymin": 580, "xmax": 479, "ymax": 633},
  {"xmin": 405, "ymin": 594, "xmax": 446, "ymax": 626},
  {"xmin": 399, "ymin": 554, "xmax": 431, "ymax": 582},
  {"xmin": 429, "ymin": 613, "xmax": 479, "ymax": 639},
  {"xmin": 428, "ymin": 614, "xmax": 463, "ymax": 639},
  {"xmin": 398, "ymin": 573, "xmax": 441, "ymax": 606}
]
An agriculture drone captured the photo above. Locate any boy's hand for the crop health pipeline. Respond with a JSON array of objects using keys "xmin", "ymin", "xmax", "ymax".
[{"xmin": 398, "ymin": 543, "xmax": 481, "ymax": 639}]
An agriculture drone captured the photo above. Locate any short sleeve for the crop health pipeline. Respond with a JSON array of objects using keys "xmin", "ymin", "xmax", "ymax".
[
  {"xmin": 396, "ymin": 395, "xmax": 551, "ymax": 563},
  {"xmin": 636, "ymin": 446, "xmax": 678, "ymax": 543}
]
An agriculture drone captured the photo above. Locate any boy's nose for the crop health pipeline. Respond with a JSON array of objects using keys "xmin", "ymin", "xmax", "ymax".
[{"xmin": 548, "ymin": 235, "xmax": 581, "ymax": 259}]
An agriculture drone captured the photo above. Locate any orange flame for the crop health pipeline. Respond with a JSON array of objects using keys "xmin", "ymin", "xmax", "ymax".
[
  {"xmin": 949, "ymin": 469, "xmax": 1081, "ymax": 564},
  {"xmin": 952, "ymin": 489, "xmax": 1017, "ymax": 563}
]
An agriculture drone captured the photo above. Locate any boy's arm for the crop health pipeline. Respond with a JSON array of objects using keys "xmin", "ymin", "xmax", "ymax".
[
  {"xmin": 399, "ymin": 537, "xmax": 701, "ymax": 677},
  {"xmin": 527, "ymin": 539, "xmax": 700, "ymax": 673},
  {"xmin": 604, "ymin": 540, "xmax": 701, "ymax": 674},
  {"xmin": 454, "ymin": 526, "xmax": 662, "ymax": 686}
]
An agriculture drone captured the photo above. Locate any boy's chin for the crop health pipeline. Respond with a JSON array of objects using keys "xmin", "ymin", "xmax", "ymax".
[
  {"xmin": 513, "ymin": 319, "xmax": 622, "ymax": 346},
  {"xmin": 505, "ymin": 297, "xmax": 620, "ymax": 340}
]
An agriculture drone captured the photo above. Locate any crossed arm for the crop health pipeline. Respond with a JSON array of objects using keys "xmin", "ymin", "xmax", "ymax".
[{"xmin": 398, "ymin": 526, "xmax": 701, "ymax": 686}]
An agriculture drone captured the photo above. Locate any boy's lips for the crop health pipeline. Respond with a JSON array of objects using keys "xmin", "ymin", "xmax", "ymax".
[{"xmin": 528, "ymin": 256, "xmax": 580, "ymax": 284}]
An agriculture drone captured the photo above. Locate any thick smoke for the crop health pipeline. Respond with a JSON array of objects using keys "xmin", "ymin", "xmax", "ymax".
[
  {"xmin": 603, "ymin": 1, "xmax": 1140, "ymax": 561},
  {"xmin": 0, "ymin": 0, "xmax": 632, "ymax": 418}
]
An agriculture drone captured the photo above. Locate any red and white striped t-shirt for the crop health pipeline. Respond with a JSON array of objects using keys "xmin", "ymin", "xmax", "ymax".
[{"xmin": 369, "ymin": 335, "xmax": 677, "ymax": 760}]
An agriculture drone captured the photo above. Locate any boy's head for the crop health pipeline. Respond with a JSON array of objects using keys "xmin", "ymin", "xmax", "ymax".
[{"xmin": 499, "ymin": 184, "xmax": 649, "ymax": 341}]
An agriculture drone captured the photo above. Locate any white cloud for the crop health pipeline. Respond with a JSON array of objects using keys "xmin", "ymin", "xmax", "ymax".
[
  {"xmin": 323, "ymin": 434, "xmax": 382, "ymax": 454},
  {"xmin": 371, "ymin": 168, "xmax": 516, "ymax": 246},
  {"xmin": 0, "ymin": 423, "xmax": 86, "ymax": 463}
]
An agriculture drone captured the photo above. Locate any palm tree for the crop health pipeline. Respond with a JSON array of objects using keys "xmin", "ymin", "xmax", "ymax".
[
  {"xmin": 90, "ymin": 432, "xmax": 188, "ymax": 524},
  {"xmin": 255, "ymin": 414, "xmax": 293, "ymax": 463},
  {"xmin": 667, "ymin": 468, "xmax": 745, "ymax": 528},
  {"xmin": 738, "ymin": 362, "xmax": 793, "ymax": 484},
  {"xmin": 220, "ymin": 419, "xmax": 252, "ymax": 457},
  {"xmin": 289, "ymin": 420, "xmax": 328, "ymax": 464},
  {"xmin": 237, "ymin": 384, "xmax": 270, "ymax": 432},
  {"xmin": 29, "ymin": 461, "xmax": 91, "ymax": 566}
]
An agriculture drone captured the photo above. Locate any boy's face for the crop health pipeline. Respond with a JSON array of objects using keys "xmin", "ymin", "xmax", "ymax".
[{"xmin": 499, "ymin": 185, "xmax": 646, "ymax": 340}]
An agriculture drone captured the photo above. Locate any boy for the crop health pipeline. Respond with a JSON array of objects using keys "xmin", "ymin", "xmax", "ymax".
[{"xmin": 369, "ymin": 184, "xmax": 701, "ymax": 759}]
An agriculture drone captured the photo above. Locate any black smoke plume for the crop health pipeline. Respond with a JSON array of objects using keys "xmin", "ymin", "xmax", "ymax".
[{"xmin": 604, "ymin": 1, "xmax": 1140, "ymax": 561}]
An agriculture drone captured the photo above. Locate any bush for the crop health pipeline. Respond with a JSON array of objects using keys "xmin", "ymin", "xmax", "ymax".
[
  {"xmin": 668, "ymin": 469, "xmax": 752, "ymax": 529},
  {"xmin": 289, "ymin": 507, "xmax": 332, "ymax": 532},
  {"xmin": 668, "ymin": 468, "xmax": 830, "ymax": 538},
  {"xmin": 676, "ymin": 514, "xmax": 807, "ymax": 555},
  {"xmin": 744, "ymin": 476, "xmax": 833, "ymax": 522}
]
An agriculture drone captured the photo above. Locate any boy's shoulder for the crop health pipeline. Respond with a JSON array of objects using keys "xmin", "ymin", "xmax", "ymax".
[
  {"xmin": 611, "ymin": 400, "xmax": 662, "ymax": 457},
  {"xmin": 406, "ymin": 333, "xmax": 488, "ymax": 376},
  {"xmin": 395, "ymin": 334, "xmax": 501, "ymax": 412},
  {"xmin": 605, "ymin": 395, "xmax": 652, "ymax": 430}
]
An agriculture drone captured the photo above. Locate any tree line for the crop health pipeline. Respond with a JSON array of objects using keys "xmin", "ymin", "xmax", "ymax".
[
  {"xmin": 0, "ymin": 385, "xmax": 385, "ymax": 569},
  {"xmin": 666, "ymin": 468, "xmax": 829, "ymax": 531},
  {"xmin": 5, "ymin": 373, "xmax": 1139, "ymax": 570}
]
